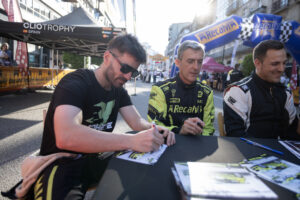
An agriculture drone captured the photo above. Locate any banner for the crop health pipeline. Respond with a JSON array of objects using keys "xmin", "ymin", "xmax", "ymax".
[
  {"xmin": 170, "ymin": 13, "xmax": 300, "ymax": 78},
  {"xmin": 290, "ymin": 59, "xmax": 297, "ymax": 90},
  {"xmin": 230, "ymin": 40, "xmax": 239, "ymax": 68},
  {"xmin": 2, "ymin": 0, "xmax": 28, "ymax": 76}
]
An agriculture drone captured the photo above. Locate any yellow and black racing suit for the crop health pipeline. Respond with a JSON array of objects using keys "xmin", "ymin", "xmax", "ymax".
[{"xmin": 147, "ymin": 75, "xmax": 215, "ymax": 135}]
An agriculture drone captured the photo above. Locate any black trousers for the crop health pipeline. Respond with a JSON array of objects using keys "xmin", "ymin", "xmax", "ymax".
[{"xmin": 33, "ymin": 154, "xmax": 110, "ymax": 200}]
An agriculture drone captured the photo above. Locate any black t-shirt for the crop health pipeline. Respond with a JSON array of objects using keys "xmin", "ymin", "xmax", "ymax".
[{"xmin": 40, "ymin": 69, "xmax": 132, "ymax": 155}]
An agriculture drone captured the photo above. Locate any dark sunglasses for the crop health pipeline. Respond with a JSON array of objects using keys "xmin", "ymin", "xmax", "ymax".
[{"xmin": 109, "ymin": 51, "xmax": 139, "ymax": 78}]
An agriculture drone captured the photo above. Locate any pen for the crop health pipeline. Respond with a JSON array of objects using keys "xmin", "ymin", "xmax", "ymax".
[
  {"xmin": 240, "ymin": 137, "xmax": 284, "ymax": 155},
  {"xmin": 152, "ymin": 121, "xmax": 166, "ymax": 144}
]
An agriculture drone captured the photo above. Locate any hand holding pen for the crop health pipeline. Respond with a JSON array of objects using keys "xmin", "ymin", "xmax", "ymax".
[{"xmin": 152, "ymin": 121, "xmax": 176, "ymax": 146}]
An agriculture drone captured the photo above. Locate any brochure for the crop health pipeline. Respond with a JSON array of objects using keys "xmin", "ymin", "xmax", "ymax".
[
  {"xmin": 172, "ymin": 162, "xmax": 277, "ymax": 199},
  {"xmin": 115, "ymin": 144, "xmax": 167, "ymax": 165},
  {"xmin": 241, "ymin": 154, "xmax": 300, "ymax": 194},
  {"xmin": 279, "ymin": 140, "xmax": 300, "ymax": 159}
]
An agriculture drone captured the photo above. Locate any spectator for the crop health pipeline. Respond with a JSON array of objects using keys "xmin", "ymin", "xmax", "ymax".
[
  {"xmin": 0, "ymin": 43, "xmax": 12, "ymax": 66},
  {"xmin": 226, "ymin": 63, "xmax": 244, "ymax": 85},
  {"xmin": 147, "ymin": 40, "xmax": 215, "ymax": 135},
  {"xmin": 223, "ymin": 40, "xmax": 300, "ymax": 139}
]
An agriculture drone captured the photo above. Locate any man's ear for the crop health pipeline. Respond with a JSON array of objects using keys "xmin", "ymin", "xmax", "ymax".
[
  {"xmin": 174, "ymin": 59, "xmax": 180, "ymax": 68},
  {"xmin": 254, "ymin": 58, "xmax": 261, "ymax": 69},
  {"xmin": 103, "ymin": 51, "xmax": 110, "ymax": 65}
]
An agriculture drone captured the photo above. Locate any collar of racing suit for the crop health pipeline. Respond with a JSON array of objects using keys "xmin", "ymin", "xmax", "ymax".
[
  {"xmin": 176, "ymin": 74, "xmax": 197, "ymax": 89},
  {"xmin": 252, "ymin": 72, "xmax": 285, "ymax": 91}
]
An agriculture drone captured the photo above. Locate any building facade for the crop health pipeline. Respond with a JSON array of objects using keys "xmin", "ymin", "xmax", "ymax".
[{"xmin": 0, "ymin": 0, "xmax": 136, "ymax": 68}]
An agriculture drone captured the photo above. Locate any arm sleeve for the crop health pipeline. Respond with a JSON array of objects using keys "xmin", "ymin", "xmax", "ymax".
[
  {"xmin": 285, "ymin": 90, "xmax": 296, "ymax": 124},
  {"xmin": 147, "ymin": 85, "xmax": 179, "ymax": 131},
  {"xmin": 223, "ymin": 86, "xmax": 250, "ymax": 137},
  {"xmin": 119, "ymin": 87, "xmax": 132, "ymax": 108},
  {"xmin": 202, "ymin": 91, "xmax": 215, "ymax": 135}
]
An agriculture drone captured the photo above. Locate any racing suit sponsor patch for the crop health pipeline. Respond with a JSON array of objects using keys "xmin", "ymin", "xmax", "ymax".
[{"xmin": 227, "ymin": 96, "xmax": 237, "ymax": 105}]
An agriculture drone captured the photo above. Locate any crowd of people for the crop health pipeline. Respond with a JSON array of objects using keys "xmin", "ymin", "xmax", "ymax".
[
  {"xmin": 199, "ymin": 63, "xmax": 244, "ymax": 91},
  {"xmin": 2, "ymin": 35, "xmax": 300, "ymax": 200}
]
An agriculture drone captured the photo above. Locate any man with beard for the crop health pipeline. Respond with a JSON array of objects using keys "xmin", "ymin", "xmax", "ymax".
[
  {"xmin": 32, "ymin": 34, "xmax": 175, "ymax": 199},
  {"xmin": 223, "ymin": 40, "xmax": 300, "ymax": 139}
]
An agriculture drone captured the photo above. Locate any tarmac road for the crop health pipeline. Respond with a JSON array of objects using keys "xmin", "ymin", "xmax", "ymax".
[{"xmin": 0, "ymin": 78, "xmax": 223, "ymax": 199}]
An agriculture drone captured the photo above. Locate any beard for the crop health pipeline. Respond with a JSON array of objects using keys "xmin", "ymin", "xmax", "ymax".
[{"xmin": 105, "ymin": 64, "xmax": 128, "ymax": 88}]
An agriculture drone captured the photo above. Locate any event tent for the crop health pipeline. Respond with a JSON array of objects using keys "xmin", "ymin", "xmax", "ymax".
[
  {"xmin": 0, "ymin": 7, "xmax": 125, "ymax": 57},
  {"xmin": 202, "ymin": 57, "xmax": 232, "ymax": 73}
]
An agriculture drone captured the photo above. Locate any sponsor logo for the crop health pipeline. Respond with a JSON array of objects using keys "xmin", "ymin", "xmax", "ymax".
[
  {"xmin": 253, "ymin": 20, "xmax": 280, "ymax": 37},
  {"xmin": 295, "ymin": 26, "xmax": 300, "ymax": 36},
  {"xmin": 89, "ymin": 122, "xmax": 113, "ymax": 131},
  {"xmin": 197, "ymin": 91, "xmax": 203, "ymax": 98},
  {"xmin": 23, "ymin": 22, "xmax": 76, "ymax": 34},
  {"xmin": 168, "ymin": 105, "xmax": 201, "ymax": 113},
  {"xmin": 171, "ymin": 89, "xmax": 176, "ymax": 97},
  {"xmin": 194, "ymin": 18, "xmax": 239, "ymax": 44},
  {"xmin": 228, "ymin": 96, "xmax": 237, "ymax": 105},
  {"xmin": 170, "ymin": 98, "xmax": 180, "ymax": 103},
  {"xmin": 162, "ymin": 86, "xmax": 169, "ymax": 92},
  {"xmin": 149, "ymin": 92, "xmax": 157, "ymax": 99}
]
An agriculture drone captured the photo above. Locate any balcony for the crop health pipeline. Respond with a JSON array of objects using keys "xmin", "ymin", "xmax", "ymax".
[
  {"xmin": 271, "ymin": 0, "xmax": 289, "ymax": 13},
  {"xmin": 249, "ymin": 5, "xmax": 267, "ymax": 16},
  {"xmin": 226, "ymin": 0, "xmax": 241, "ymax": 16}
]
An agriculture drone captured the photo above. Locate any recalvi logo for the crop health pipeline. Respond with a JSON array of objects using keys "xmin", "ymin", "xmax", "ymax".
[{"xmin": 23, "ymin": 22, "xmax": 76, "ymax": 33}]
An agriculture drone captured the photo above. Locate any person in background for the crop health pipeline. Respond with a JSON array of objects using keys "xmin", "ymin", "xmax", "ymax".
[
  {"xmin": 223, "ymin": 40, "xmax": 300, "ymax": 140},
  {"xmin": 147, "ymin": 40, "xmax": 215, "ymax": 135},
  {"xmin": 0, "ymin": 43, "xmax": 12, "ymax": 66},
  {"xmin": 17, "ymin": 34, "xmax": 175, "ymax": 200},
  {"xmin": 226, "ymin": 63, "xmax": 244, "ymax": 85},
  {"xmin": 221, "ymin": 72, "xmax": 228, "ymax": 91}
]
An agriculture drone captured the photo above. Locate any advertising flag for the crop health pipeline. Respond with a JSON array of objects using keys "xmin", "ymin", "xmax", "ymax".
[
  {"xmin": 290, "ymin": 59, "xmax": 297, "ymax": 90},
  {"xmin": 2, "ymin": 0, "xmax": 28, "ymax": 75}
]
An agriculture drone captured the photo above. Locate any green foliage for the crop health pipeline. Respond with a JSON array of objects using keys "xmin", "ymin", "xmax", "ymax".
[
  {"xmin": 62, "ymin": 52, "xmax": 103, "ymax": 69},
  {"xmin": 62, "ymin": 52, "xmax": 84, "ymax": 69},
  {"xmin": 241, "ymin": 54, "xmax": 255, "ymax": 76},
  {"xmin": 91, "ymin": 56, "xmax": 103, "ymax": 65}
]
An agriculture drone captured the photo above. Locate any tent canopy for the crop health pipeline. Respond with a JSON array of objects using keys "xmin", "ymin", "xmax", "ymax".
[
  {"xmin": 202, "ymin": 57, "xmax": 232, "ymax": 73},
  {"xmin": 0, "ymin": 7, "xmax": 125, "ymax": 57}
]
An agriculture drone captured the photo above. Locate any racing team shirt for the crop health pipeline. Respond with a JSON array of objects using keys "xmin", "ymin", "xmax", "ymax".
[{"xmin": 147, "ymin": 75, "xmax": 215, "ymax": 135}]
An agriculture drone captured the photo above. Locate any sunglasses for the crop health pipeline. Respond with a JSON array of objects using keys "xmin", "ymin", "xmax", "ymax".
[{"xmin": 109, "ymin": 51, "xmax": 139, "ymax": 78}]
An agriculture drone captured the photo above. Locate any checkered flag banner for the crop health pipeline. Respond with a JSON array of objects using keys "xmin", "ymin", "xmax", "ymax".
[
  {"xmin": 280, "ymin": 22, "xmax": 293, "ymax": 43},
  {"xmin": 290, "ymin": 59, "xmax": 297, "ymax": 90},
  {"xmin": 238, "ymin": 18, "xmax": 254, "ymax": 41}
]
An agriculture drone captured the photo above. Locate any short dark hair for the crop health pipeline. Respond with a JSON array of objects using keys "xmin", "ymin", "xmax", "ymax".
[
  {"xmin": 107, "ymin": 34, "xmax": 146, "ymax": 63},
  {"xmin": 253, "ymin": 40, "xmax": 285, "ymax": 62},
  {"xmin": 177, "ymin": 40, "xmax": 205, "ymax": 60}
]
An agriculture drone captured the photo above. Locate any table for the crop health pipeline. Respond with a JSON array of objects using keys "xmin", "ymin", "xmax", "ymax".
[{"xmin": 92, "ymin": 135, "xmax": 300, "ymax": 200}]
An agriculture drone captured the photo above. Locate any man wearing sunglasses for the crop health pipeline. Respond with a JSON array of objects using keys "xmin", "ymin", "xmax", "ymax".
[{"xmin": 29, "ymin": 34, "xmax": 175, "ymax": 200}]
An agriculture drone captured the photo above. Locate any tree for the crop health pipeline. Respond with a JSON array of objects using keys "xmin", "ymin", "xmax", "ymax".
[
  {"xmin": 62, "ymin": 52, "xmax": 103, "ymax": 69},
  {"xmin": 63, "ymin": 52, "xmax": 84, "ymax": 69},
  {"xmin": 241, "ymin": 54, "xmax": 255, "ymax": 76}
]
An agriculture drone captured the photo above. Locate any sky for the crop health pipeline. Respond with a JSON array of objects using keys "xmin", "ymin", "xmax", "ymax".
[{"xmin": 135, "ymin": 0, "xmax": 209, "ymax": 55}]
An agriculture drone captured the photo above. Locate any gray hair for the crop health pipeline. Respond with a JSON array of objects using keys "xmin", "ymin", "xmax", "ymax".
[{"xmin": 177, "ymin": 40, "xmax": 205, "ymax": 60}]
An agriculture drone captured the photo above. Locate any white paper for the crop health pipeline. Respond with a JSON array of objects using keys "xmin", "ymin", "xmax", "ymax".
[
  {"xmin": 242, "ymin": 155, "xmax": 300, "ymax": 194},
  {"xmin": 115, "ymin": 144, "xmax": 167, "ymax": 165},
  {"xmin": 174, "ymin": 162, "xmax": 277, "ymax": 199},
  {"xmin": 279, "ymin": 140, "xmax": 300, "ymax": 159}
]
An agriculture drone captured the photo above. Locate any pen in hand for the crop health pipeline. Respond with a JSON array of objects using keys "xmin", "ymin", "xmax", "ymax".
[
  {"xmin": 240, "ymin": 137, "xmax": 284, "ymax": 155},
  {"xmin": 152, "ymin": 121, "xmax": 166, "ymax": 144}
]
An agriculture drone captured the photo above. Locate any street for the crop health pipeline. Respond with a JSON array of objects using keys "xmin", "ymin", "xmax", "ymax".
[{"xmin": 0, "ymin": 79, "xmax": 223, "ymax": 199}]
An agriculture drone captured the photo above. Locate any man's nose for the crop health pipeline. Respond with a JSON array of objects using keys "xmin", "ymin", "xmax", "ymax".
[
  {"xmin": 278, "ymin": 63, "xmax": 285, "ymax": 72},
  {"xmin": 123, "ymin": 72, "xmax": 132, "ymax": 80}
]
